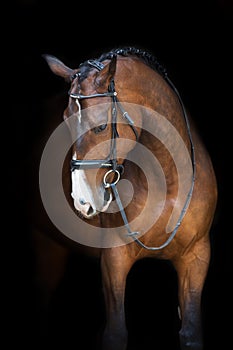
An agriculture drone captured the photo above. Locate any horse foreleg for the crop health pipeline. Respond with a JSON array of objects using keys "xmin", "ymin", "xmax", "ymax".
[
  {"xmin": 100, "ymin": 246, "xmax": 133, "ymax": 350},
  {"xmin": 173, "ymin": 238, "xmax": 211, "ymax": 350}
]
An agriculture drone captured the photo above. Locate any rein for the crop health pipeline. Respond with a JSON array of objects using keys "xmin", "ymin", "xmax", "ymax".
[{"xmin": 69, "ymin": 57, "xmax": 196, "ymax": 250}]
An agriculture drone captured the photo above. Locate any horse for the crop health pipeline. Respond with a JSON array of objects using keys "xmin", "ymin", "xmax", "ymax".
[{"xmin": 32, "ymin": 47, "xmax": 217, "ymax": 350}]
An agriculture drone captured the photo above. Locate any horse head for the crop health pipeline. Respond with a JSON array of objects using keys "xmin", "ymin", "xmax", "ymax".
[{"xmin": 43, "ymin": 53, "xmax": 142, "ymax": 218}]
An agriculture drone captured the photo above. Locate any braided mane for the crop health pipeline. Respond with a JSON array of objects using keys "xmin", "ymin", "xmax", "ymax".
[
  {"xmin": 78, "ymin": 47, "xmax": 167, "ymax": 81},
  {"xmin": 101, "ymin": 47, "xmax": 167, "ymax": 77}
]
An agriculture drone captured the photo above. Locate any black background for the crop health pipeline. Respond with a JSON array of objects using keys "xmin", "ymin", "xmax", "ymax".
[{"xmin": 7, "ymin": 1, "xmax": 232, "ymax": 349}]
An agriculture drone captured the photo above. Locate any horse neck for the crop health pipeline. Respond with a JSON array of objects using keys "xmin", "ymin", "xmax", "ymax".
[
  {"xmin": 117, "ymin": 59, "xmax": 191, "ymax": 150},
  {"xmin": 133, "ymin": 68, "xmax": 192, "ymax": 188}
]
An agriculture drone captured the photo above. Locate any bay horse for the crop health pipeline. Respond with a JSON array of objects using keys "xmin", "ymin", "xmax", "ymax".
[{"xmin": 33, "ymin": 47, "xmax": 217, "ymax": 350}]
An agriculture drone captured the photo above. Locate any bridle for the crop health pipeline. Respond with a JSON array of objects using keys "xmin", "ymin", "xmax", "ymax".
[
  {"xmin": 69, "ymin": 58, "xmax": 138, "ymax": 174},
  {"xmin": 68, "ymin": 56, "xmax": 196, "ymax": 250}
]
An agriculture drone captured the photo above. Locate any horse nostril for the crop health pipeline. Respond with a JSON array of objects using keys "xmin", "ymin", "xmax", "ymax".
[
  {"xmin": 104, "ymin": 190, "xmax": 110, "ymax": 203},
  {"xmin": 87, "ymin": 205, "xmax": 94, "ymax": 216},
  {"xmin": 79, "ymin": 198, "xmax": 86, "ymax": 205}
]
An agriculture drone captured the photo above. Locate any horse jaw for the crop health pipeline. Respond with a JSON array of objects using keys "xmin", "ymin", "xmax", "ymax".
[{"xmin": 71, "ymin": 168, "xmax": 112, "ymax": 219}]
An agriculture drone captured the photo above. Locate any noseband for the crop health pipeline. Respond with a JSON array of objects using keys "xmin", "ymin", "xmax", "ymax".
[{"xmin": 69, "ymin": 58, "xmax": 138, "ymax": 173}]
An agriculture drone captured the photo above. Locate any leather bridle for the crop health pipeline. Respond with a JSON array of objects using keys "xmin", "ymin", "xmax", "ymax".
[
  {"xmin": 69, "ymin": 58, "xmax": 138, "ymax": 174},
  {"xmin": 68, "ymin": 56, "xmax": 196, "ymax": 250}
]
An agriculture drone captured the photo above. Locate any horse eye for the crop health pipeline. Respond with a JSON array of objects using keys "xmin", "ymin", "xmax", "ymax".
[{"xmin": 93, "ymin": 124, "xmax": 107, "ymax": 134}]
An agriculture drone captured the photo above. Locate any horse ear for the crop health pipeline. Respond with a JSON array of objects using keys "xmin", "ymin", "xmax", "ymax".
[
  {"xmin": 42, "ymin": 54, "xmax": 75, "ymax": 82},
  {"xmin": 95, "ymin": 54, "xmax": 117, "ymax": 87}
]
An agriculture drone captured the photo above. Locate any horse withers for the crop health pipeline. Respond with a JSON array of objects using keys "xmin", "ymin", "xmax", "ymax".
[{"xmin": 33, "ymin": 47, "xmax": 217, "ymax": 350}]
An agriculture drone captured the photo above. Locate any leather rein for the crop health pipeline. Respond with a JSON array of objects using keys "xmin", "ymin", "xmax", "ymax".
[{"xmin": 68, "ymin": 57, "xmax": 196, "ymax": 250}]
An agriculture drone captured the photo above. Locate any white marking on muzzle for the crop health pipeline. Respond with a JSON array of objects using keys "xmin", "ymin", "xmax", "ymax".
[
  {"xmin": 71, "ymin": 168, "xmax": 96, "ymax": 217},
  {"xmin": 70, "ymin": 154, "xmax": 113, "ymax": 218}
]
